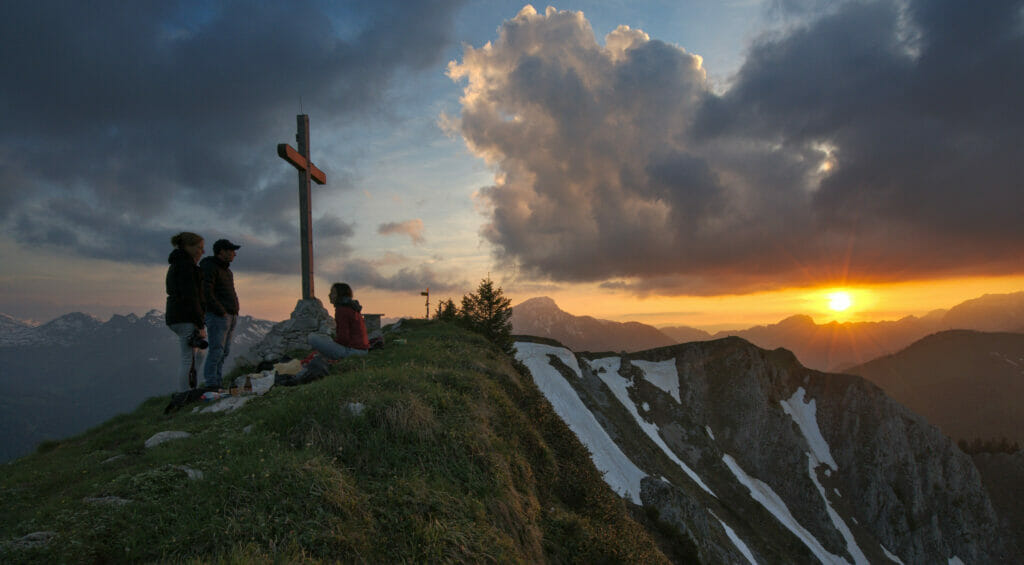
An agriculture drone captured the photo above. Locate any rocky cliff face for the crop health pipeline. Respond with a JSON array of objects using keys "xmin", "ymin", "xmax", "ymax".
[{"xmin": 515, "ymin": 337, "xmax": 1013, "ymax": 564}]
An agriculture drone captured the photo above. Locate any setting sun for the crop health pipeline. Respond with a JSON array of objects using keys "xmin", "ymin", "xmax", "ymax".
[{"xmin": 828, "ymin": 291, "xmax": 853, "ymax": 312}]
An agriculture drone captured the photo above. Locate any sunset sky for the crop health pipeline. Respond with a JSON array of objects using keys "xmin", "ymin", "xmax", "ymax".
[{"xmin": 2, "ymin": 1, "xmax": 1023, "ymax": 330}]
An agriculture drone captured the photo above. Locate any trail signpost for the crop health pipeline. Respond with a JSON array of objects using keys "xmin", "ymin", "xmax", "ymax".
[{"xmin": 277, "ymin": 114, "xmax": 327, "ymax": 300}]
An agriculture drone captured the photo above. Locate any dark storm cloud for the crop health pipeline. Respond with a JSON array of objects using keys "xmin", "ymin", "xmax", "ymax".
[
  {"xmin": 449, "ymin": 2, "xmax": 1024, "ymax": 294},
  {"xmin": 0, "ymin": 0, "xmax": 463, "ymax": 269}
]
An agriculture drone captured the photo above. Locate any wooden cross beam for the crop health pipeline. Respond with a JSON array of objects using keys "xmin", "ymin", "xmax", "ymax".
[
  {"xmin": 278, "ymin": 144, "xmax": 326, "ymax": 185},
  {"xmin": 277, "ymin": 114, "xmax": 327, "ymax": 300}
]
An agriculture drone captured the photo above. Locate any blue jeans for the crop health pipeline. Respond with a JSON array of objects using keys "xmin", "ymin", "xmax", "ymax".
[
  {"xmin": 203, "ymin": 313, "xmax": 237, "ymax": 388},
  {"xmin": 308, "ymin": 333, "xmax": 368, "ymax": 360},
  {"xmin": 170, "ymin": 322, "xmax": 206, "ymax": 392}
]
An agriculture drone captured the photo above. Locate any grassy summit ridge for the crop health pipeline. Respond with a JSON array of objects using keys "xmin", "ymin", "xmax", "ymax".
[{"xmin": 0, "ymin": 320, "xmax": 667, "ymax": 564}]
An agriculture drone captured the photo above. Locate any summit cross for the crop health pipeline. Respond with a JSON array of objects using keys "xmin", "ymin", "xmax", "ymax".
[{"xmin": 277, "ymin": 114, "xmax": 327, "ymax": 300}]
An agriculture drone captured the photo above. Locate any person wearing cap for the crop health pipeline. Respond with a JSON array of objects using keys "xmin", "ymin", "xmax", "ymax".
[{"xmin": 200, "ymin": 238, "xmax": 241, "ymax": 388}]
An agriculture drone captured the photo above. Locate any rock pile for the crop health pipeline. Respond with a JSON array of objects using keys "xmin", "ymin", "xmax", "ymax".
[{"xmin": 246, "ymin": 298, "xmax": 333, "ymax": 362}]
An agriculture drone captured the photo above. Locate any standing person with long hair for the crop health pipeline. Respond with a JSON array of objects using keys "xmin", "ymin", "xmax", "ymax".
[
  {"xmin": 165, "ymin": 232, "xmax": 207, "ymax": 391},
  {"xmin": 307, "ymin": 282, "xmax": 370, "ymax": 359}
]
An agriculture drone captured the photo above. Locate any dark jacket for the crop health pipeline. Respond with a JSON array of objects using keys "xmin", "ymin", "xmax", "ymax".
[
  {"xmin": 334, "ymin": 298, "xmax": 369, "ymax": 350},
  {"xmin": 199, "ymin": 256, "xmax": 239, "ymax": 316},
  {"xmin": 165, "ymin": 248, "xmax": 205, "ymax": 328}
]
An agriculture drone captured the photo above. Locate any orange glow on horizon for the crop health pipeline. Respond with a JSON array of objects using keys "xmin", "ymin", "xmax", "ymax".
[
  {"xmin": 503, "ymin": 275, "xmax": 1024, "ymax": 332},
  {"xmin": 228, "ymin": 272, "xmax": 1024, "ymax": 332}
]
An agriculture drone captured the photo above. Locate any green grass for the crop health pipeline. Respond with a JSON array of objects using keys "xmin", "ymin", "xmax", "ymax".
[{"xmin": 1, "ymin": 320, "xmax": 668, "ymax": 564}]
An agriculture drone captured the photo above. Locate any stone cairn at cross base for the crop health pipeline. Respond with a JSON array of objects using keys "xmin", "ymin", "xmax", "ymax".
[
  {"xmin": 247, "ymin": 299, "xmax": 333, "ymax": 363},
  {"xmin": 244, "ymin": 298, "xmax": 384, "ymax": 364}
]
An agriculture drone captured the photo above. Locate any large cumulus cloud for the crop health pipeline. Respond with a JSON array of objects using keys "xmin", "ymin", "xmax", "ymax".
[
  {"xmin": 0, "ymin": 0, "xmax": 462, "ymax": 278},
  {"xmin": 448, "ymin": 2, "xmax": 1024, "ymax": 294}
]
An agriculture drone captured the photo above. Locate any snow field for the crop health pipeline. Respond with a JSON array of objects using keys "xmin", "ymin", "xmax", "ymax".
[
  {"xmin": 779, "ymin": 387, "xmax": 837, "ymax": 471},
  {"xmin": 882, "ymin": 545, "xmax": 906, "ymax": 564},
  {"xmin": 631, "ymin": 359, "xmax": 681, "ymax": 402},
  {"xmin": 805, "ymin": 455, "xmax": 869, "ymax": 564},
  {"xmin": 588, "ymin": 356, "xmax": 716, "ymax": 497},
  {"xmin": 514, "ymin": 342, "xmax": 646, "ymax": 503},
  {"xmin": 722, "ymin": 454, "xmax": 847, "ymax": 563},
  {"xmin": 709, "ymin": 509, "xmax": 759, "ymax": 565}
]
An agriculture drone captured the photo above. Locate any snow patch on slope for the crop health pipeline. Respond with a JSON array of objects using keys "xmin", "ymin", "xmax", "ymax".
[
  {"xmin": 587, "ymin": 356, "xmax": 622, "ymax": 377},
  {"xmin": 780, "ymin": 387, "xmax": 837, "ymax": 471},
  {"xmin": 805, "ymin": 455, "xmax": 868, "ymax": 564},
  {"xmin": 882, "ymin": 544, "xmax": 905, "ymax": 564},
  {"xmin": 588, "ymin": 356, "xmax": 716, "ymax": 497},
  {"xmin": 522, "ymin": 342, "xmax": 583, "ymax": 378},
  {"xmin": 723, "ymin": 454, "xmax": 846, "ymax": 564},
  {"xmin": 632, "ymin": 359, "xmax": 681, "ymax": 402},
  {"xmin": 514, "ymin": 342, "xmax": 645, "ymax": 503},
  {"xmin": 710, "ymin": 510, "xmax": 758, "ymax": 565}
]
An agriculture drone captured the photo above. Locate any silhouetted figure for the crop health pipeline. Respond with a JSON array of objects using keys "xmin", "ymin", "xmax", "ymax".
[
  {"xmin": 200, "ymin": 239, "xmax": 241, "ymax": 388},
  {"xmin": 165, "ymin": 232, "xmax": 206, "ymax": 392}
]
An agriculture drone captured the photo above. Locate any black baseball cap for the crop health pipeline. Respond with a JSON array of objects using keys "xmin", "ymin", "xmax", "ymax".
[{"xmin": 213, "ymin": 239, "xmax": 241, "ymax": 253}]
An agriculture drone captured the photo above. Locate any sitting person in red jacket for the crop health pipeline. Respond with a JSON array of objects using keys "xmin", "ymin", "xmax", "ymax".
[{"xmin": 307, "ymin": 282, "xmax": 370, "ymax": 359}]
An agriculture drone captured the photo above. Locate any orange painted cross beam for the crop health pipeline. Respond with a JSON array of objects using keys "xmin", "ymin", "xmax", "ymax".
[{"xmin": 277, "ymin": 114, "xmax": 327, "ymax": 300}]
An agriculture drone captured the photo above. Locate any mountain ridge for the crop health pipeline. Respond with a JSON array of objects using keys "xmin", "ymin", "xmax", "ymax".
[
  {"xmin": 0, "ymin": 310, "xmax": 275, "ymax": 462},
  {"xmin": 1, "ymin": 319, "xmax": 1018, "ymax": 562},
  {"xmin": 511, "ymin": 296, "xmax": 677, "ymax": 353},
  {"xmin": 515, "ymin": 334, "xmax": 1018, "ymax": 563},
  {"xmin": 0, "ymin": 321, "xmax": 670, "ymax": 563},
  {"xmin": 513, "ymin": 291, "xmax": 1024, "ymax": 371},
  {"xmin": 847, "ymin": 329, "xmax": 1024, "ymax": 445}
]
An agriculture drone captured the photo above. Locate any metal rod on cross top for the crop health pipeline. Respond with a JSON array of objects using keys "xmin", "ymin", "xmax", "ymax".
[{"xmin": 277, "ymin": 115, "xmax": 327, "ymax": 300}]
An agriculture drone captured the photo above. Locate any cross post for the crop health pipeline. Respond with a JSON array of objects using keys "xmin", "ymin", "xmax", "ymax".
[{"xmin": 277, "ymin": 114, "xmax": 327, "ymax": 300}]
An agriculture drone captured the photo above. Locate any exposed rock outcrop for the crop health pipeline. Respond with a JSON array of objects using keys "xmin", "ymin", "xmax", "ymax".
[
  {"xmin": 246, "ymin": 298, "xmax": 333, "ymax": 362},
  {"xmin": 516, "ymin": 336, "xmax": 1014, "ymax": 564}
]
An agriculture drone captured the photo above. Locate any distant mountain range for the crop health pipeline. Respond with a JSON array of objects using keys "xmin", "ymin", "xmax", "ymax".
[
  {"xmin": 847, "ymin": 330, "xmax": 1024, "ymax": 445},
  {"xmin": 513, "ymin": 291, "xmax": 1024, "ymax": 371},
  {"xmin": 0, "ymin": 310, "xmax": 274, "ymax": 462}
]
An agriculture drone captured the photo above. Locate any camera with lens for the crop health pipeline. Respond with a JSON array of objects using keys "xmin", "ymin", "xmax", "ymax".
[{"xmin": 188, "ymin": 330, "xmax": 209, "ymax": 350}]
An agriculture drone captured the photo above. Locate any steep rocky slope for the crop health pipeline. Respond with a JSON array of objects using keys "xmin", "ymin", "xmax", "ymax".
[
  {"xmin": 516, "ymin": 336, "xmax": 1014, "ymax": 563},
  {"xmin": 4, "ymin": 318, "xmax": 1015, "ymax": 563},
  {"xmin": 847, "ymin": 330, "xmax": 1024, "ymax": 445}
]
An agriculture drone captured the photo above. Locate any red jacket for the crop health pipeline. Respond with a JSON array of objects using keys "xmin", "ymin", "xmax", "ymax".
[{"xmin": 334, "ymin": 301, "xmax": 369, "ymax": 350}]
